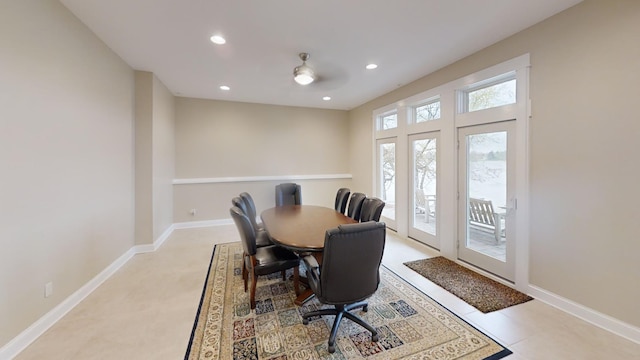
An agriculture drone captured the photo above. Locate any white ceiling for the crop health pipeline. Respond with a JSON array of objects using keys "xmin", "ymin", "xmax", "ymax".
[{"xmin": 60, "ymin": 0, "xmax": 582, "ymax": 110}]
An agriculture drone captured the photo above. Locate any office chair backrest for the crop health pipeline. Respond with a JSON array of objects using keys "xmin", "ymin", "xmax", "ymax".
[
  {"xmin": 320, "ymin": 221, "xmax": 386, "ymax": 304},
  {"xmin": 346, "ymin": 192, "xmax": 366, "ymax": 221},
  {"xmin": 275, "ymin": 183, "xmax": 302, "ymax": 206},
  {"xmin": 360, "ymin": 197, "xmax": 385, "ymax": 222},
  {"xmin": 334, "ymin": 188, "xmax": 351, "ymax": 214},
  {"xmin": 230, "ymin": 206, "xmax": 257, "ymax": 256}
]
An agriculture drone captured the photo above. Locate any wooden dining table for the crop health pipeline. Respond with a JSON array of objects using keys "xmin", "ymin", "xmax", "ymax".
[{"xmin": 261, "ymin": 204, "xmax": 357, "ymax": 305}]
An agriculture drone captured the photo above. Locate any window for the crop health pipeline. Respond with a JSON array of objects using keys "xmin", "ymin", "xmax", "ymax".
[
  {"xmin": 378, "ymin": 112, "xmax": 398, "ymax": 130},
  {"xmin": 462, "ymin": 74, "xmax": 516, "ymax": 113},
  {"xmin": 413, "ymin": 98, "xmax": 440, "ymax": 123}
]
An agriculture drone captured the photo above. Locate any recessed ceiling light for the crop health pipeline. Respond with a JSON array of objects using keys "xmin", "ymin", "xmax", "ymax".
[
  {"xmin": 210, "ymin": 35, "xmax": 226, "ymax": 45},
  {"xmin": 366, "ymin": 63, "xmax": 378, "ymax": 70},
  {"xmin": 322, "ymin": 96, "xmax": 331, "ymax": 101},
  {"xmin": 220, "ymin": 85, "xmax": 230, "ymax": 91}
]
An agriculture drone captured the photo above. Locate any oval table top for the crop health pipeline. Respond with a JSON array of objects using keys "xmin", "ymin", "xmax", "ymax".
[{"xmin": 261, "ymin": 205, "xmax": 357, "ymax": 252}]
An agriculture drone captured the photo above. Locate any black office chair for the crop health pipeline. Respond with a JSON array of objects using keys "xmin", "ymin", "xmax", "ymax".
[
  {"xmin": 346, "ymin": 192, "xmax": 366, "ymax": 221},
  {"xmin": 334, "ymin": 188, "xmax": 351, "ymax": 214},
  {"xmin": 275, "ymin": 183, "xmax": 302, "ymax": 206},
  {"xmin": 301, "ymin": 221, "xmax": 386, "ymax": 353},
  {"xmin": 359, "ymin": 197, "xmax": 385, "ymax": 222},
  {"xmin": 239, "ymin": 192, "xmax": 264, "ymax": 231},
  {"xmin": 230, "ymin": 206, "xmax": 300, "ymax": 309}
]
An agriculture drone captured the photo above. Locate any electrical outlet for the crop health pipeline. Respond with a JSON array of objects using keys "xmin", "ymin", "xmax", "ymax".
[
  {"xmin": 190, "ymin": 208, "xmax": 197, "ymax": 216},
  {"xmin": 45, "ymin": 282, "xmax": 53, "ymax": 298}
]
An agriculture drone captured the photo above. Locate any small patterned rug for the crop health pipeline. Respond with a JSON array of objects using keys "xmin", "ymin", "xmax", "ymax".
[
  {"xmin": 186, "ymin": 243, "xmax": 512, "ymax": 359},
  {"xmin": 404, "ymin": 257, "xmax": 533, "ymax": 313}
]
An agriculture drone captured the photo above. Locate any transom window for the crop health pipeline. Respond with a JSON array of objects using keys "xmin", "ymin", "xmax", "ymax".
[
  {"xmin": 378, "ymin": 112, "xmax": 398, "ymax": 130},
  {"xmin": 412, "ymin": 98, "xmax": 441, "ymax": 123},
  {"xmin": 462, "ymin": 73, "xmax": 516, "ymax": 113}
]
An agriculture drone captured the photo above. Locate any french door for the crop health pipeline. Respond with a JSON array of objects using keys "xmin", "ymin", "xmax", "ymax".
[
  {"xmin": 458, "ymin": 121, "xmax": 516, "ymax": 281},
  {"xmin": 408, "ymin": 132, "xmax": 439, "ymax": 249},
  {"xmin": 377, "ymin": 138, "xmax": 397, "ymax": 230}
]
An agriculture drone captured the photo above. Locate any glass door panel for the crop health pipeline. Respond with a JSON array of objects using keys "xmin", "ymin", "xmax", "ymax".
[
  {"xmin": 458, "ymin": 121, "xmax": 515, "ymax": 280},
  {"xmin": 377, "ymin": 139, "xmax": 396, "ymax": 229},
  {"xmin": 408, "ymin": 133, "xmax": 438, "ymax": 249}
]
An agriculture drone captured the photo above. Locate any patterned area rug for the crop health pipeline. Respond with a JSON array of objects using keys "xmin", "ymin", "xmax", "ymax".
[
  {"xmin": 404, "ymin": 257, "xmax": 533, "ymax": 313},
  {"xmin": 186, "ymin": 243, "xmax": 511, "ymax": 359}
]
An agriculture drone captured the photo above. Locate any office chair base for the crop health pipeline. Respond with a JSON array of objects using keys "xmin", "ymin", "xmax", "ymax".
[{"xmin": 302, "ymin": 301, "xmax": 378, "ymax": 353}]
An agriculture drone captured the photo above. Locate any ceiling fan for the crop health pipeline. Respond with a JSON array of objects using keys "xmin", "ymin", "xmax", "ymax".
[{"xmin": 291, "ymin": 52, "xmax": 348, "ymax": 91}]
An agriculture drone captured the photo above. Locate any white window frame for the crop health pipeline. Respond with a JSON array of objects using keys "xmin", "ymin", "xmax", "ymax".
[
  {"xmin": 458, "ymin": 71, "xmax": 517, "ymax": 114},
  {"xmin": 410, "ymin": 95, "xmax": 441, "ymax": 124},
  {"xmin": 376, "ymin": 108, "xmax": 399, "ymax": 131},
  {"xmin": 373, "ymin": 54, "xmax": 530, "ymax": 291}
]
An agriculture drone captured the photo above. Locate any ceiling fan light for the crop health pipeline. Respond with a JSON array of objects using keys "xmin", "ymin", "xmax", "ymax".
[
  {"xmin": 293, "ymin": 53, "xmax": 315, "ymax": 85},
  {"xmin": 294, "ymin": 64, "xmax": 315, "ymax": 85},
  {"xmin": 210, "ymin": 35, "xmax": 226, "ymax": 45}
]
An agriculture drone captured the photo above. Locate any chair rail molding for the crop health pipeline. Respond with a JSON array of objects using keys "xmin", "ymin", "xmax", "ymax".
[{"xmin": 173, "ymin": 173, "xmax": 352, "ymax": 185}]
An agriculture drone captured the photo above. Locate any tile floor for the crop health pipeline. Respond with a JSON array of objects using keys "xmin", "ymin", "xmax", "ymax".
[{"xmin": 15, "ymin": 225, "xmax": 640, "ymax": 359}]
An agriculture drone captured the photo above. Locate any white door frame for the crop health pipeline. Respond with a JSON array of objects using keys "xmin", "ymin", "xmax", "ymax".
[
  {"xmin": 372, "ymin": 54, "xmax": 530, "ymax": 291},
  {"xmin": 457, "ymin": 121, "xmax": 516, "ymax": 281}
]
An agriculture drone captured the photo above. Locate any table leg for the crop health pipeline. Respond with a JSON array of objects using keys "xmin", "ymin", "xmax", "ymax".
[
  {"xmin": 294, "ymin": 288, "xmax": 315, "ymax": 306},
  {"xmin": 292, "ymin": 273, "xmax": 311, "ymax": 304},
  {"xmin": 292, "ymin": 252, "xmax": 322, "ymax": 305}
]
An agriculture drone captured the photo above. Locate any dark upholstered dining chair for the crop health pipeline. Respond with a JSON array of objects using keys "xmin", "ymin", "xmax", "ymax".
[
  {"xmin": 239, "ymin": 192, "xmax": 264, "ymax": 231},
  {"xmin": 359, "ymin": 197, "xmax": 385, "ymax": 222},
  {"xmin": 231, "ymin": 197, "xmax": 272, "ymax": 248},
  {"xmin": 275, "ymin": 183, "xmax": 302, "ymax": 206},
  {"xmin": 334, "ymin": 188, "xmax": 350, "ymax": 214},
  {"xmin": 301, "ymin": 221, "xmax": 386, "ymax": 353},
  {"xmin": 230, "ymin": 206, "xmax": 300, "ymax": 309},
  {"xmin": 231, "ymin": 197, "xmax": 275, "ymax": 284},
  {"xmin": 346, "ymin": 192, "xmax": 366, "ymax": 221}
]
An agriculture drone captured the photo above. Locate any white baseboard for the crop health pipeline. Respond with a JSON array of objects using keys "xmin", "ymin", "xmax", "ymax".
[
  {"xmin": 0, "ymin": 220, "xmax": 230, "ymax": 359},
  {"xmin": 0, "ymin": 247, "xmax": 137, "ymax": 360},
  {"xmin": 529, "ymin": 285, "xmax": 640, "ymax": 344},
  {"xmin": 173, "ymin": 219, "xmax": 233, "ymax": 229},
  {"xmin": 133, "ymin": 224, "xmax": 176, "ymax": 253},
  {"xmin": 0, "ymin": 224, "xmax": 181, "ymax": 360}
]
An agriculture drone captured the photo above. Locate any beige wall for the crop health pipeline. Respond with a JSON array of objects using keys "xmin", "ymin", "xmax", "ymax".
[
  {"xmin": 0, "ymin": 0, "xmax": 135, "ymax": 346},
  {"xmin": 134, "ymin": 72, "xmax": 175, "ymax": 244},
  {"xmin": 152, "ymin": 76, "xmax": 176, "ymax": 240},
  {"xmin": 134, "ymin": 72, "xmax": 154, "ymax": 245},
  {"xmin": 174, "ymin": 179, "xmax": 350, "ymax": 223},
  {"xmin": 173, "ymin": 98, "xmax": 351, "ymax": 222},
  {"xmin": 175, "ymin": 98, "xmax": 350, "ymax": 178},
  {"xmin": 349, "ymin": 0, "xmax": 640, "ymax": 328}
]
